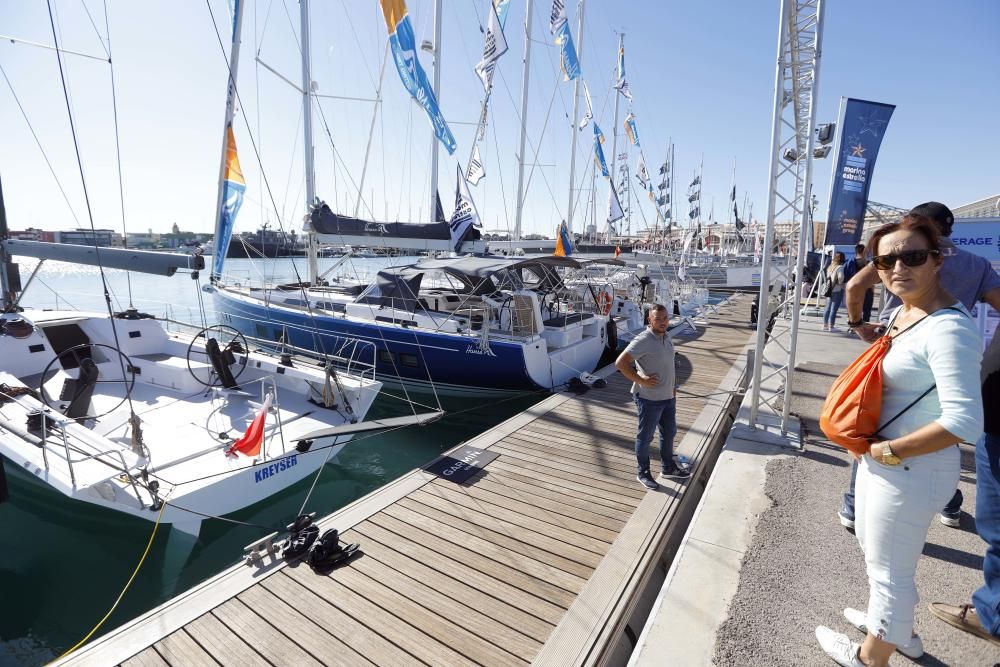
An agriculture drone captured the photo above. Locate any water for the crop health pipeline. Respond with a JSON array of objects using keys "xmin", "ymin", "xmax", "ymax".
[{"xmin": 0, "ymin": 257, "xmax": 542, "ymax": 665}]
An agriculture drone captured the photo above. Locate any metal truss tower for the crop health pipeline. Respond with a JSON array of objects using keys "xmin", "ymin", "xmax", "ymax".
[{"xmin": 745, "ymin": 0, "xmax": 825, "ymax": 442}]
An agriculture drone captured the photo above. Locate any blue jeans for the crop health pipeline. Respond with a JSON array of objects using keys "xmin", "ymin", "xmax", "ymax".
[
  {"xmin": 842, "ymin": 457, "xmax": 962, "ymax": 518},
  {"xmin": 973, "ymin": 432, "xmax": 1000, "ymax": 636},
  {"xmin": 634, "ymin": 396, "xmax": 677, "ymax": 475},
  {"xmin": 824, "ymin": 290, "xmax": 844, "ymax": 326}
]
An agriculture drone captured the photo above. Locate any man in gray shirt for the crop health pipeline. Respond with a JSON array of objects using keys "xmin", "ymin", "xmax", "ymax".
[{"xmin": 615, "ymin": 304, "xmax": 691, "ymax": 490}]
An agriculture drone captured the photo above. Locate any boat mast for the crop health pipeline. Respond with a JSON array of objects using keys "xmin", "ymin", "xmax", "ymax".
[
  {"xmin": 0, "ymin": 174, "xmax": 16, "ymax": 311},
  {"xmin": 513, "ymin": 0, "xmax": 534, "ymax": 241},
  {"xmin": 565, "ymin": 0, "xmax": 586, "ymax": 234},
  {"xmin": 300, "ymin": 0, "xmax": 318, "ymax": 284},
  {"xmin": 607, "ymin": 32, "xmax": 623, "ymax": 244},
  {"xmin": 428, "ymin": 0, "xmax": 443, "ymax": 221}
]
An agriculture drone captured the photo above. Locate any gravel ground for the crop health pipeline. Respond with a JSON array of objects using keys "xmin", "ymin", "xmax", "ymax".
[{"xmin": 714, "ymin": 362, "xmax": 1000, "ymax": 666}]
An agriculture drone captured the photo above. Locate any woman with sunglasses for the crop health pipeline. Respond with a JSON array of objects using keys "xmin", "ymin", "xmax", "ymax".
[
  {"xmin": 823, "ymin": 252, "xmax": 847, "ymax": 331},
  {"xmin": 817, "ymin": 214, "xmax": 984, "ymax": 667}
]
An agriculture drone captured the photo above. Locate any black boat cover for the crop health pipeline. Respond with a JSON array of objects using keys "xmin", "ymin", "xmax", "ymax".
[{"xmin": 310, "ymin": 202, "xmax": 481, "ymax": 244}]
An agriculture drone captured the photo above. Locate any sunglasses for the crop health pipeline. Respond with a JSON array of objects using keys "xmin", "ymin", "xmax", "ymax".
[{"xmin": 871, "ymin": 249, "xmax": 939, "ymax": 271}]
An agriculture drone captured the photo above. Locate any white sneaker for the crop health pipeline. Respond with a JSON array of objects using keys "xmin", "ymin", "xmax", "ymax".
[
  {"xmin": 815, "ymin": 626, "xmax": 863, "ymax": 667},
  {"xmin": 842, "ymin": 607, "xmax": 924, "ymax": 659}
]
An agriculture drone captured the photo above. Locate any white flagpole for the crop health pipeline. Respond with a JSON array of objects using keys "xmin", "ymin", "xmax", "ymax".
[
  {"xmin": 565, "ymin": 0, "xmax": 586, "ymax": 234},
  {"xmin": 514, "ymin": 0, "xmax": 534, "ymax": 241}
]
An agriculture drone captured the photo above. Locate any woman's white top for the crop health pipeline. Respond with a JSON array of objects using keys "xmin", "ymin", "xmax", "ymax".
[
  {"xmin": 828, "ymin": 265, "xmax": 845, "ymax": 293},
  {"xmin": 880, "ymin": 303, "xmax": 983, "ymax": 444}
]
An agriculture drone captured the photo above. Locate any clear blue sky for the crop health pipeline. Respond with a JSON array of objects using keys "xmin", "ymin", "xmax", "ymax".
[{"xmin": 0, "ymin": 0, "xmax": 997, "ymax": 238}]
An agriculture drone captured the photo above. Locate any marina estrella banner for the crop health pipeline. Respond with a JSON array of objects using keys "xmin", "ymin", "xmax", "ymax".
[
  {"xmin": 449, "ymin": 164, "xmax": 481, "ymax": 252},
  {"xmin": 380, "ymin": 0, "xmax": 457, "ymax": 155},
  {"xmin": 593, "ymin": 123, "xmax": 609, "ymax": 177},
  {"xmin": 624, "ymin": 113, "xmax": 640, "ymax": 147},
  {"xmin": 475, "ymin": 0, "xmax": 509, "ymax": 92},
  {"xmin": 615, "ymin": 44, "xmax": 632, "ymax": 100},
  {"xmin": 822, "ymin": 97, "xmax": 895, "ymax": 246},
  {"xmin": 213, "ymin": 126, "xmax": 246, "ymax": 279}
]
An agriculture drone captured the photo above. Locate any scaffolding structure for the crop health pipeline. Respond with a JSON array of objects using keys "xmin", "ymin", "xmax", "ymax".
[{"xmin": 745, "ymin": 0, "xmax": 825, "ymax": 444}]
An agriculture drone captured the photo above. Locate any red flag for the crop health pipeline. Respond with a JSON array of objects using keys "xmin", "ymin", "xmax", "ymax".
[
  {"xmin": 227, "ymin": 394, "xmax": 272, "ymax": 457},
  {"xmin": 614, "ymin": 245, "xmax": 621, "ymax": 258}
]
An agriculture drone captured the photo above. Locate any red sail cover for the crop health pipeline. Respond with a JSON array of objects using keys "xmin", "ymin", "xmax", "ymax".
[{"xmin": 227, "ymin": 394, "xmax": 272, "ymax": 457}]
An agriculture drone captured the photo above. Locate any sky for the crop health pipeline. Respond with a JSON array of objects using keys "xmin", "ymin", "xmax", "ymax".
[{"xmin": 0, "ymin": 0, "xmax": 997, "ymax": 240}]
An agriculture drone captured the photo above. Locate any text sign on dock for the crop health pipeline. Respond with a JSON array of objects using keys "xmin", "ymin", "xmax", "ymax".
[{"xmin": 425, "ymin": 445, "xmax": 499, "ymax": 484}]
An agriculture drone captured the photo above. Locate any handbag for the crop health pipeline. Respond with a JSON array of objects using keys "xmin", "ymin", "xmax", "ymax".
[{"xmin": 819, "ymin": 310, "xmax": 943, "ymax": 454}]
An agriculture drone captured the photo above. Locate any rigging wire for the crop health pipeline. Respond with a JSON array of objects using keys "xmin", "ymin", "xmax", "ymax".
[{"xmin": 44, "ymin": 0, "xmax": 140, "ymax": 426}]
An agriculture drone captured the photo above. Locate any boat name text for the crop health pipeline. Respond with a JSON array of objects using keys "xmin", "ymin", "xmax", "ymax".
[{"xmin": 254, "ymin": 455, "xmax": 298, "ymax": 483}]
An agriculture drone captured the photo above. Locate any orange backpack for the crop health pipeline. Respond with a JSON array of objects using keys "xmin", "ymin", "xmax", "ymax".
[{"xmin": 819, "ymin": 312, "xmax": 946, "ymax": 455}]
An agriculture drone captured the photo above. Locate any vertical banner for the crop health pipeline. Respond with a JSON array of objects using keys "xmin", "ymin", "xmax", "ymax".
[{"xmin": 822, "ymin": 98, "xmax": 895, "ymax": 246}]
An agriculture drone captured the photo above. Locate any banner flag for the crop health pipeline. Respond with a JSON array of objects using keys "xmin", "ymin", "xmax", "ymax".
[
  {"xmin": 381, "ymin": 0, "xmax": 457, "ymax": 155},
  {"xmin": 549, "ymin": 0, "xmax": 580, "ymax": 81},
  {"xmin": 624, "ymin": 113, "xmax": 640, "ymax": 147},
  {"xmin": 607, "ymin": 182, "xmax": 624, "ymax": 224},
  {"xmin": 730, "ymin": 184, "xmax": 736, "ymax": 202},
  {"xmin": 593, "ymin": 123, "xmax": 609, "ymax": 177},
  {"xmin": 226, "ymin": 394, "xmax": 272, "ymax": 457},
  {"xmin": 494, "ymin": 0, "xmax": 512, "ymax": 24},
  {"xmin": 213, "ymin": 125, "xmax": 246, "ymax": 279},
  {"xmin": 659, "ymin": 162, "xmax": 669, "ymax": 175},
  {"xmin": 578, "ymin": 82, "xmax": 594, "ymax": 130},
  {"xmin": 635, "ymin": 156, "xmax": 650, "ymax": 188},
  {"xmin": 466, "ymin": 144, "xmax": 485, "ymax": 185},
  {"xmin": 554, "ymin": 220, "xmax": 574, "ymax": 257},
  {"xmin": 688, "ymin": 206, "xmax": 700, "ymax": 219},
  {"xmin": 823, "ymin": 97, "xmax": 895, "ymax": 246},
  {"xmin": 615, "ymin": 44, "xmax": 632, "ymax": 100},
  {"xmin": 434, "ymin": 190, "xmax": 446, "ymax": 222},
  {"xmin": 475, "ymin": 0, "xmax": 509, "ymax": 92},
  {"xmin": 689, "ymin": 174, "xmax": 700, "ymax": 187},
  {"xmin": 449, "ymin": 165, "xmax": 482, "ymax": 252},
  {"xmin": 687, "ymin": 191, "xmax": 700, "ymax": 203}
]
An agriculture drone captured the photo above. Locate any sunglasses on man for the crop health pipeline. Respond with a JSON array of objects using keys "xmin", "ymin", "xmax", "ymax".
[{"xmin": 871, "ymin": 249, "xmax": 940, "ymax": 271}]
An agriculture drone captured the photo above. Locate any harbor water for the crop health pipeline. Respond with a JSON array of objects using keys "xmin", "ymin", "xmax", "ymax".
[{"xmin": 0, "ymin": 257, "xmax": 542, "ymax": 666}]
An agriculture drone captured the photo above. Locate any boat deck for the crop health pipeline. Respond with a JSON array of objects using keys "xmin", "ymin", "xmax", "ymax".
[{"xmin": 57, "ymin": 298, "xmax": 755, "ymax": 667}]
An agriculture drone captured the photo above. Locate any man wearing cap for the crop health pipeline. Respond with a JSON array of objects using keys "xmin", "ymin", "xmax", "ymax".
[{"xmin": 838, "ymin": 201, "xmax": 1000, "ymax": 530}]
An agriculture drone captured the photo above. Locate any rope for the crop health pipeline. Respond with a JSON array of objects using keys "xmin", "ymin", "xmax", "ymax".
[{"xmin": 54, "ymin": 497, "xmax": 168, "ymax": 661}]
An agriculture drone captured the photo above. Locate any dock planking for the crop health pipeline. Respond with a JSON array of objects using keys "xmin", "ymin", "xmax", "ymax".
[{"xmin": 61, "ymin": 298, "xmax": 754, "ymax": 667}]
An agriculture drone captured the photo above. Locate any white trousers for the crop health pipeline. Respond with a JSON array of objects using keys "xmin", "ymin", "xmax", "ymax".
[{"xmin": 855, "ymin": 446, "xmax": 959, "ymax": 646}]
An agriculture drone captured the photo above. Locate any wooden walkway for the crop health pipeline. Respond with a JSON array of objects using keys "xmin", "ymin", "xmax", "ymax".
[{"xmin": 60, "ymin": 298, "xmax": 755, "ymax": 667}]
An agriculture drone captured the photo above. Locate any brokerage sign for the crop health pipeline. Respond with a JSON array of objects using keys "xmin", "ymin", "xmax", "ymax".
[
  {"xmin": 823, "ymin": 98, "xmax": 895, "ymax": 246},
  {"xmin": 951, "ymin": 218, "xmax": 1000, "ymax": 262}
]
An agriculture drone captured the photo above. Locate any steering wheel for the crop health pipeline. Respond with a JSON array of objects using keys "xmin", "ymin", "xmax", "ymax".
[
  {"xmin": 185, "ymin": 324, "xmax": 250, "ymax": 387},
  {"xmin": 39, "ymin": 343, "xmax": 137, "ymax": 420}
]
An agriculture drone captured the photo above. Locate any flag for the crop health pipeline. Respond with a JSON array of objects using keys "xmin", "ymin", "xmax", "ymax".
[
  {"xmin": 659, "ymin": 162, "xmax": 669, "ymax": 175},
  {"xmin": 689, "ymin": 174, "xmax": 701, "ymax": 187},
  {"xmin": 614, "ymin": 245, "xmax": 621, "ymax": 258},
  {"xmin": 656, "ymin": 194, "xmax": 668, "ymax": 207},
  {"xmin": 549, "ymin": 0, "xmax": 580, "ymax": 81},
  {"xmin": 607, "ymin": 182, "xmax": 624, "ymax": 224},
  {"xmin": 729, "ymin": 184, "xmax": 736, "ymax": 202},
  {"xmin": 635, "ymin": 156, "xmax": 649, "ymax": 188},
  {"xmin": 578, "ymin": 82, "xmax": 593, "ymax": 130},
  {"xmin": 449, "ymin": 164, "xmax": 481, "ymax": 252},
  {"xmin": 688, "ymin": 206, "xmax": 699, "ymax": 219},
  {"xmin": 593, "ymin": 124, "xmax": 609, "ymax": 177},
  {"xmin": 212, "ymin": 126, "xmax": 246, "ymax": 279},
  {"xmin": 554, "ymin": 220, "xmax": 573, "ymax": 257},
  {"xmin": 466, "ymin": 144, "xmax": 485, "ymax": 185},
  {"xmin": 434, "ymin": 190, "xmax": 446, "ymax": 222},
  {"xmin": 624, "ymin": 113, "xmax": 640, "ymax": 147},
  {"xmin": 615, "ymin": 44, "xmax": 632, "ymax": 100},
  {"xmin": 474, "ymin": 0, "xmax": 508, "ymax": 92},
  {"xmin": 688, "ymin": 191, "xmax": 700, "ymax": 203},
  {"xmin": 380, "ymin": 0, "xmax": 456, "ymax": 155},
  {"xmin": 226, "ymin": 394, "xmax": 272, "ymax": 457}
]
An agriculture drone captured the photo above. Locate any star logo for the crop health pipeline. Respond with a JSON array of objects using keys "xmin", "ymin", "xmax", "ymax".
[
  {"xmin": 858, "ymin": 110, "xmax": 889, "ymax": 137},
  {"xmin": 851, "ymin": 143, "xmax": 866, "ymax": 157}
]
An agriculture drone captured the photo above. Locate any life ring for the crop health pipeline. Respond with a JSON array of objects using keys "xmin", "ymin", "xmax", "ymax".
[{"xmin": 597, "ymin": 290, "xmax": 613, "ymax": 316}]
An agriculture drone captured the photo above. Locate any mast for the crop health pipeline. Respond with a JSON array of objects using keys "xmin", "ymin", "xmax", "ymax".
[
  {"xmin": 513, "ymin": 0, "xmax": 534, "ymax": 241},
  {"xmin": 428, "ymin": 0, "xmax": 444, "ymax": 221},
  {"xmin": 565, "ymin": 0, "xmax": 586, "ymax": 233},
  {"xmin": 300, "ymin": 0, "xmax": 318, "ymax": 284},
  {"xmin": 0, "ymin": 174, "xmax": 17, "ymax": 311}
]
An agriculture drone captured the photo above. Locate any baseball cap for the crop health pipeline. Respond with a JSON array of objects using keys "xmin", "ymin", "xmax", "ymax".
[{"xmin": 909, "ymin": 201, "xmax": 954, "ymax": 234}]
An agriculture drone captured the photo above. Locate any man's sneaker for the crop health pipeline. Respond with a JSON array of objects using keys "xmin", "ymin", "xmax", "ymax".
[
  {"xmin": 660, "ymin": 462, "xmax": 691, "ymax": 481},
  {"xmin": 843, "ymin": 607, "xmax": 924, "ymax": 658},
  {"xmin": 838, "ymin": 505, "xmax": 855, "ymax": 530},
  {"xmin": 636, "ymin": 472, "xmax": 659, "ymax": 490},
  {"xmin": 939, "ymin": 508, "xmax": 961, "ymax": 528},
  {"xmin": 815, "ymin": 626, "xmax": 863, "ymax": 667}
]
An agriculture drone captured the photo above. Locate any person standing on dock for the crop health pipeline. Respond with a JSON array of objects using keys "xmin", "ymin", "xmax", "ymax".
[{"xmin": 615, "ymin": 304, "xmax": 691, "ymax": 491}]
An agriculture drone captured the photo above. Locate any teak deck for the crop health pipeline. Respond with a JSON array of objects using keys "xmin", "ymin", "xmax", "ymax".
[{"xmin": 59, "ymin": 299, "xmax": 754, "ymax": 667}]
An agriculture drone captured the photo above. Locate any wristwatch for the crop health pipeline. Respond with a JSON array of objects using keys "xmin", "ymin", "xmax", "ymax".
[
  {"xmin": 846, "ymin": 318, "xmax": 864, "ymax": 329},
  {"xmin": 876, "ymin": 441, "xmax": 902, "ymax": 466}
]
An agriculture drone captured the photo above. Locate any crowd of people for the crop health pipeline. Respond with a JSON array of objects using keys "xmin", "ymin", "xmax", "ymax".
[{"xmin": 814, "ymin": 202, "xmax": 1000, "ymax": 667}]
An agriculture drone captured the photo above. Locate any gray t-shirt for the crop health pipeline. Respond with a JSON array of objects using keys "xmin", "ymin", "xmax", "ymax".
[
  {"xmin": 623, "ymin": 327, "xmax": 676, "ymax": 401},
  {"xmin": 879, "ymin": 238, "xmax": 1000, "ymax": 324}
]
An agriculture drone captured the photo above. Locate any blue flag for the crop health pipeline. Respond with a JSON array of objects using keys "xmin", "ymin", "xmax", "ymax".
[
  {"xmin": 593, "ymin": 124, "xmax": 609, "ymax": 177},
  {"xmin": 823, "ymin": 98, "xmax": 895, "ymax": 246},
  {"xmin": 549, "ymin": 0, "xmax": 580, "ymax": 81},
  {"xmin": 381, "ymin": 0, "xmax": 457, "ymax": 155}
]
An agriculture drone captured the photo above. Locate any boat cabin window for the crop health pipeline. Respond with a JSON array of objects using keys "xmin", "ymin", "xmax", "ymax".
[
  {"xmin": 398, "ymin": 352, "xmax": 420, "ymax": 368},
  {"xmin": 377, "ymin": 349, "xmax": 393, "ymax": 365}
]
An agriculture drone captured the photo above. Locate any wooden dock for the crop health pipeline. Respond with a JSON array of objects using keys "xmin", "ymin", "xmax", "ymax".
[{"xmin": 59, "ymin": 298, "xmax": 755, "ymax": 667}]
